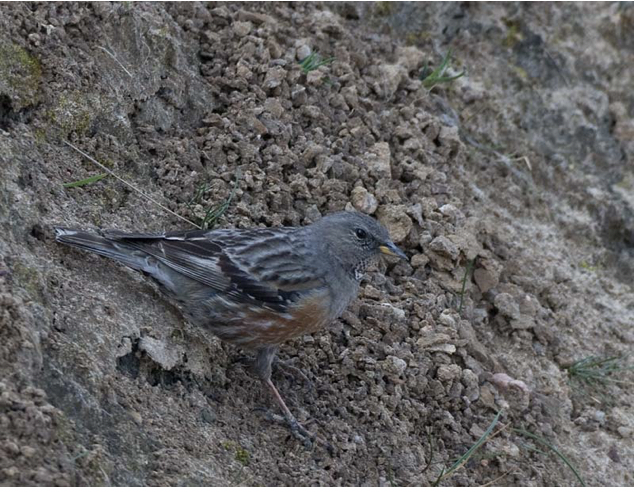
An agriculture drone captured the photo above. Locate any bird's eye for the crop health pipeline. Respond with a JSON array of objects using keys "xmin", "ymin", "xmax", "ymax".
[{"xmin": 355, "ymin": 228, "xmax": 367, "ymax": 240}]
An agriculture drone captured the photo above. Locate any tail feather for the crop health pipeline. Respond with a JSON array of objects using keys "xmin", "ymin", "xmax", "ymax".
[
  {"xmin": 55, "ymin": 227, "xmax": 196, "ymax": 296},
  {"xmin": 54, "ymin": 227, "xmax": 148, "ymax": 272}
]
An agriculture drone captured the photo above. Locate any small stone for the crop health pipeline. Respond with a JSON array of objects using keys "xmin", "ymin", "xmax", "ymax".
[
  {"xmin": 129, "ymin": 411, "xmax": 143, "ymax": 425},
  {"xmin": 396, "ymin": 45, "xmax": 425, "ymax": 72},
  {"xmin": 474, "ymin": 268, "xmax": 497, "ymax": 293},
  {"xmin": 427, "ymin": 343, "xmax": 456, "ymax": 354},
  {"xmin": 296, "ymin": 45, "xmax": 311, "ymax": 61},
  {"xmin": 365, "ymin": 142, "xmax": 392, "ymax": 179},
  {"xmin": 384, "ymin": 355, "xmax": 407, "ymax": 377},
  {"xmin": 410, "ymin": 254, "xmax": 429, "ymax": 268},
  {"xmin": 494, "ymin": 293, "xmax": 521, "ymax": 320},
  {"xmin": 4, "ymin": 441, "xmax": 20, "ymax": 454},
  {"xmin": 232, "ymin": 21, "xmax": 252, "ymax": 37},
  {"xmin": 438, "ymin": 312, "xmax": 457, "ymax": 328},
  {"xmin": 377, "ymin": 205, "xmax": 413, "ymax": 243},
  {"xmin": 20, "ymin": 446, "xmax": 37, "ymax": 458},
  {"xmin": 351, "ymin": 186, "xmax": 378, "ymax": 214},
  {"xmin": 201, "ymin": 408, "xmax": 217, "ymax": 424},
  {"xmin": 237, "ymin": 9, "xmax": 276, "ymax": 24},
  {"xmin": 502, "ymin": 442, "xmax": 521, "ymax": 458},
  {"xmin": 428, "ymin": 236, "xmax": 459, "ymax": 260},
  {"xmin": 306, "ymin": 69, "xmax": 326, "ymax": 85},
  {"xmin": 376, "ymin": 64, "xmax": 407, "ymax": 99},
  {"xmin": 263, "ymin": 67, "xmax": 287, "ymax": 90},
  {"xmin": 439, "ymin": 203, "xmax": 459, "ymax": 220},
  {"xmin": 291, "ymin": 85, "xmax": 307, "ymax": 106},
  {"xmin": 437, "ymin": 364, "xmax": 462, "ymax": 382},
  {"xmin": 437, "ymin": 125, "xmax": 463, "ymax": 156},
  {"xmin": 382, "ymin": 303, "xmax": 405, "ymax": 319},
  {"xmin": 353, "ymin": 434, "xmax": 365, "ymax": 444}
]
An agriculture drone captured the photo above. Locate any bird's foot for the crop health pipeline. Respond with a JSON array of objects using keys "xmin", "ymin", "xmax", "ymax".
[{"xmin": 255, "ymin": 407, "xmax": 332, "ymax": 453}]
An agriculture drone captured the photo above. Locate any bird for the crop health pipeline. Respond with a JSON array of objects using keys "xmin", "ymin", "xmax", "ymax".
[{"xmin": 55, "ymin": 211, "xmax": 407, "ymax": 446}]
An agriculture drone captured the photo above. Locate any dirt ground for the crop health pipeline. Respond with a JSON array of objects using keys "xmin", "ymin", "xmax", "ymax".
[{"xmin": 1, "ymin": 2, "xmax": 633, "ymax": 486}]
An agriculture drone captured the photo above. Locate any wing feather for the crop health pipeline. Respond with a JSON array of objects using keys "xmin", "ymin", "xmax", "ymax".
[{"xmin": 108, "ymin": 227, "xmax": 326, "ymax": 312}]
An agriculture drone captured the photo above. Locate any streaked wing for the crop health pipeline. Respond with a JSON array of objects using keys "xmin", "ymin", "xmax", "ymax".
[{"xmin": 106, "ymin": 227, "xmax": 326, "ymax": 312}]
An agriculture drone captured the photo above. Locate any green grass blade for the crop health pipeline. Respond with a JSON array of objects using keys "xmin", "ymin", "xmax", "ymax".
[
  {"xmin": 434, "ymin": 409, "xmax": 502, "ymax": 484},
  {"xmin": 63, "ymin": 173, "xmax": 109, "ymax": 188},
  {"xmin": 198, "ymin": 169, "xmax": 241, "ymax": 230},
  {"xmin": 299, "ymin": 52, "xmax": 334, "ymax": 74},
  {"xmin": 421, "ymin": 49, "xmax": 465, "ymax": 89},
  {"xmin": 512, "ymin": 428, "xmax": 586, "ymax": 487}
]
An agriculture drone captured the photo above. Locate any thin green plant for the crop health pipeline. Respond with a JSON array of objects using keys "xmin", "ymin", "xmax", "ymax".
[
  {"xmin": 511, "ymin": 428, "xmax": 586, "ymax": 487},
  {"xmin": 299, "ymin": 52, "xmax": 334, "ymax": 74},
  {"xmin": 433, "ymin": 409, "xmax": 502, "ymax": 485},
  {"xmin": 458, "ymin": 258, "xmax": 474, "ymax": 314},
  {"xmin": 420, "ymin": 49, "xmax": 465, "ymax": 90},
  {"xmin": 187, "ymin": 170, "xmax": 241, "ymax": 230},
  {"xmin": 63, "ymin": 173, "xmax": 109, "ymax": 188},
  {"xmin": 63, "ymin": 140, "xmax": 200, "ymax": 228},
  {"xmin": 565, "ymin": 355, "xmax": 633, "ymax": 401}
]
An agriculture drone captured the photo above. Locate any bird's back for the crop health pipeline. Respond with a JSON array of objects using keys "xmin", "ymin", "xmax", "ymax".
[{"xmin": 56, "ymin": 225, "xmax": 339, "ymax": 347}]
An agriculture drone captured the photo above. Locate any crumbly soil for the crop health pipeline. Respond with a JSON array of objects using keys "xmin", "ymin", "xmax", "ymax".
[{"xmin": 1, "ymin": 2, "xmax": 633, "ymax": 486}]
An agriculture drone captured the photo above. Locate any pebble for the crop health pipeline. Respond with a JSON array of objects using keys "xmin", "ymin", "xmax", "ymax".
[
  {"xmin": 350, "ymin": 186, "xmax": 378, "ymax": 214},
  {"xmin": 428, "ymin": 236, "xmax": 459, "ymax": 260},
  {"xmin": 376, "ymin": 205, "xmax": 413, "ymax": 243},
  {"xmin": 365, "ymin": 142, "xmax": 392, "ymax": 179}
]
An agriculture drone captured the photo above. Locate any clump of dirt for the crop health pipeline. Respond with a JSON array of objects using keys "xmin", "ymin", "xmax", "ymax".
[{"xmin": 1, "ymin": 2, "xmax": 633, "ymax": 486}]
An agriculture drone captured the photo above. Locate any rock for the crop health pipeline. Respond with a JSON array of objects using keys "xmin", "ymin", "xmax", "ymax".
[
  {"xmin": 439, "ymin": 204, "xmax": 460, "ymax": 222},
  {"xmin": 296, "ymin": 45, "xmax": 311, "ymax": 61},
  {"xmin": 383, "ymin": 355, "xmax": 407, "ymax": 377},
  {"xmin": 232, "ymin": 21, "xmax": 252, "ymax": 37},
  {"xmin": 129, "ymin": 410, "xmax": 143, "ymax": 425},
  {"xmin": 138, "ymin": 336, "xmax": 182, "ymax": 370},
  {"xmin": 350, "ymin": 186, "xmax": 378, "ymax": 214},
  {"xmin": 376, "ymin": 205, "xmax": 413, "ymax": 243},
  {"xmin": 306, "ymin": 69, "xmax": 326, "ymax": 85},
  {"xmin": 364, "ymin": 142, "xmax": 392, "ymax": 179},
  {"xmin": 427, "ymin": 343, "xmax": 457, "ymax": 354},
  {"xmin": 436, "ymin": 125, "xmax": 462, "ymax": 156},
  {"xmin": 237, "ymin": 9, "xmax": 276, "ymax": 25},
  {"xmin": 410, "ymin": 254, "xmax": 429, "ymax": 268},
  {"xmin": 436, "ymin": 364, "xmax": 462, "ymax": 382},
  {"xmin": 491, "ymin": 373, "xmax": 530, "ymax": 393},
  {"xmin": 461, "ymin": 369, "xmax": 480, "ymax": 402},
  {"xmin": 428, "ymin": 236, "xmax": 459, "ymax": 260},
  {"xmin": 263, "ymin": 67, "xmax": 287, "ymax": 89},
  {"xmin": 473, "ymin": 257, "xmax": 503, "ymax": 293},
  {"xmin": 493, "ymin": 293, "xmax": 520, "ymax": 320},
  {"xmin": 396, "ymin": 46, "xmax": 425, "ymax": 72},
  {"xmin": 416, "ymin": 333, "xmax": 451, "ymax": 349},
  {"xmin": 376, "ymin": 64, "xmax": 407, "ymax": 99},
  {"xmin": 473, "ymin": 268, "xmax": 496, "ymax": 293}
]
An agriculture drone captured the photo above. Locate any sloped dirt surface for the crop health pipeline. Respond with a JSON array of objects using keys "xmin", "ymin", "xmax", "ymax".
[{"xmin": 1, "ymin": 2, "xmax": 633, "ymax": 486}]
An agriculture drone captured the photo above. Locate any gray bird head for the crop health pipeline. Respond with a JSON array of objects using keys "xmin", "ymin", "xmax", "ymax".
[{"xmin": 310, "ymin": 211, "xmax": 407, "ymax": 279}]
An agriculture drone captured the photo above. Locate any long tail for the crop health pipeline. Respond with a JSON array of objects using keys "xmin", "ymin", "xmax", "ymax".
[{"xmin": 54, "ymin": 227, "xmax": 151, "ymax": 272}]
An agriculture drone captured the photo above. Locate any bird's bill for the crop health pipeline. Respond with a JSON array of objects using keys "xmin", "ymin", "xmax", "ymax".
[{"xmin": 379, "ymin": 241, "xmax": 408, "ymax": 260}]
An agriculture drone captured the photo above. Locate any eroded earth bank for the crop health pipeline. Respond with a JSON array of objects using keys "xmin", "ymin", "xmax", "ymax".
[{"xmin": 1, "ymin": 2, "xmax": 633, "ymax": 486}]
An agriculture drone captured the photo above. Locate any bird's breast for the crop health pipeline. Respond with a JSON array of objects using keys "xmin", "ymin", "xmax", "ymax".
[{"xmin": 201, "ymin": 287, "xmax": 334, "ymax": 349}]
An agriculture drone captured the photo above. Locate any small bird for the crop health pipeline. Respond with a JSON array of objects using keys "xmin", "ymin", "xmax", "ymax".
[{"xmin": 55, "ymin": 211, "xmax": 407, "ymax": 445}]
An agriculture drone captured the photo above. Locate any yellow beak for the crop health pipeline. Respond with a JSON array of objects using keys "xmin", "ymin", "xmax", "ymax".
[{"xmin": 379, "ymin": 242, "xmax": 408, "ymax": 260}]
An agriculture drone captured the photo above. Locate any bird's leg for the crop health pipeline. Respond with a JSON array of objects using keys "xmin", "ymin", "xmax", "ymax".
[
  {"xmin": 273, "ymin": 358, "xmax": 315, "ymax": 394},
  {"xmin": 255, "ymin": 346, "xmax": 316, "ymax": 448}
]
